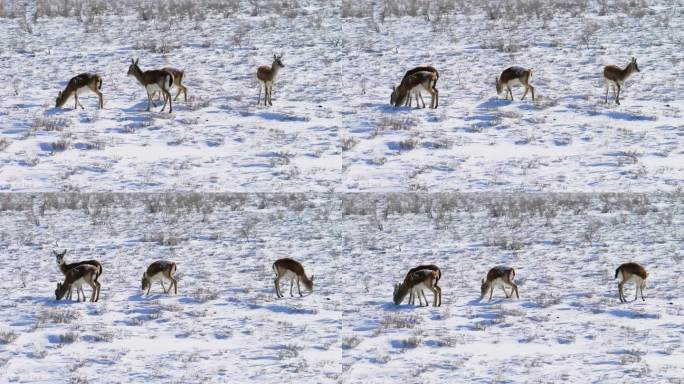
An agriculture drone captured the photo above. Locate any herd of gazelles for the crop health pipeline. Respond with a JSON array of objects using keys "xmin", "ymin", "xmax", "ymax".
[
  {"xmin": 53, "ymin": 250, "xmax": 648, "ymax": 305},
  {"xmin": 54, "ymin": 56, "xmax": 641, "ymax": 111}
]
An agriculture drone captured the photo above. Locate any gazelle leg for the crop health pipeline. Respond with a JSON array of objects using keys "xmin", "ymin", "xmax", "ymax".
[
  {"xmin": 274, "ymin": 277, "xmax": 281, "ymax": 297},
  {"xmin": 418, "ymin": 92, "xmax": 425, "ymax": 108},
  {"xmin": 257, "ymin": 84, "xmax": 262, "ymax": 105},
  {"xmin": 146, "ymin": 91, "xmax": 152, "ymax": 111},
  {"xmin": 171, "ymin": 277, "xmax": 177, "ymax": 295},
  {"xmin": 618, "ymin": 281, "xmax": 624, "ymax": 302},
  {"xmin": 634, "ymin": 282, "xmax": 639, "ymax": 301},
  {"xmin": 85, "ymin": 281, "xmax": 96, "ymax": 302},
  {"xmin": 436, "ymin": 286, "xmax": 442, "ymax": 306},
  {"xmin": 605, "ymin": 85, "xmax": 609, "ymax": 104},
  {"xmin": 95, "ymin": 91, "xmax": 103, "ymax": 109},
  {"xmin": 501, "ymin": 285, "xmax": 509, "ymax": 298},
  {"xmin": 94, "ymin": 280, "xmax": 101, "ymax": 302},
  {"xmin": 616, "ymin": 84, "xmax": 621, "ymax": 105},
  {"xmin": 161, "ymin": 280, "xmax": 167, "ymax": 293},
  {"xmin": 530, "ymin": 85, "xmax": 535, "ymax": 101},
  {"xmin": 79, "ymin": 286, "xmax": 86, "ymax": 301},
  {"xmin": 507, "ymin": 87, "xmax": 514, "ymax": 100},
  {"xmin": 146, "ymin": 283, "xmax": 151, "ymax": 296},
  {"xmin": 430, "ymin": 287, "xmax": 438, "ymax": 307},
  {"xmin": 640, "ymin": 283, "xmax": 645, "ymax": 301},
  {"xmin": 420, "ymin": 290, "xmax": 428, "ymax": 306},
  {"xmin": 289, "ymin": 279, "xmax": 294, "ymax": 297},
  {"xmin": 521, "ymin": 87, "xmax": 529, "ymax": 100},
  {"xmin": 488, "ymin": 286, "xmax": 494, "ymax": 302},
  {"xmin": 297, "ymin": 278, "xmax": 302, "ymax": 297},
  {"xmin": 416, "ymin": 290, "xmax": 423, "ymax": 306}
]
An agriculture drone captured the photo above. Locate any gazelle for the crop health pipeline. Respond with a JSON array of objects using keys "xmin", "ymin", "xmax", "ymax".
[
  {"xmin": 151, "ymin": 67, "xmax": 188, "ymax": 102},
  {"xmin": 615, "ymin": 262, "xmax": 648, "ymax": 302},
  {"xmin": 403, "ymin": 264, "xmax": 442, "ymax": 306},
  {"xmin": 55, "ymin": 73, "xmax": 103, "ymax": 110},
  {"xmin": 127, "ymin": 58, "xmax": 174, "ymax": 113},
  {"xmin": 54, "ymin": 249, "xmax": 102, "ymax": 302},
  {"xmin": 480, "ymin": 266, "xmax": 519, "ymax": 302},
  {"xmin": 603, "ymin": 57, "xmax": 640, "ymax": 105},
  {"xmin": 391, "ymin": 66, "xmax": 439, "ymax": 108},
  {"xmin": 393, "ymin": 269, "xmax": 441, "ymax": 307},
  {"xmin": 141, "ymin": 260, "xmax": 177, "ymax": 296},
  {"xmin": 272, "ymin": 258, "xmax": 314, "ymax": 298},
  {"xmin": 256, "ymin": 54, "xmax": 284, "ymax": 106},
  {"xmin": 392, "ymin": 71, "xmax": 439, "ymax": 109},
  {"xmin": 496, "ymin": 67, "xmax": 535, "ymax": 101},
  {"xmin": 55, "ymin": 264, "xmax": 101, "ymax": 302}
]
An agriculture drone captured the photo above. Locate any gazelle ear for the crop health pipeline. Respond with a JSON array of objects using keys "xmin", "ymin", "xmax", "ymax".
[
  {"xmin": 134, "ymin": 58, "xmax": 139, "ymax": 65},
  {"xmin": 310, "ymin": 275, "xmax": 314, "ymax": 282},
  {"xmin": 481, "ymin": 278, "xmax": 485, "ymax": 284}
]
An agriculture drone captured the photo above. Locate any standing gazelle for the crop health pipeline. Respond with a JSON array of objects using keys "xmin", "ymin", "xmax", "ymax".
[
  {"xmin": 615, "ymin": 262, "xmax": 648, "ymax": 302},
  {"xmin": 141, "ymin": 260, "xmax": 178, "ymax": 296},
  {"xmin": 256, "ymin": 54, "xmax": 284, "ymax": 106},
  {"xmin": 391, "ymin": 66, "xmax": 440, "ymax": 108},
  {"xmin": 603, "ymin": 57, "xmax": 640, "ymax": 105},
  {"xmin": 393, "ymin": 269, "xmax": 441, "ymax": 307},
  {"xmin": 54, "ymin": 249, "xmax": 103, "ymax": 302},
  {"xmin": 127, "ymin": 58, "xmax": 174, "ymax": 113},
  {"xmin": 480, "ymin": 266, "xmax": 519, "ymax": 302},
  {"xmin": 402, "ymin": 264, "xmax": 442, "ymax": 306},
  {"xmin": 55, "ymin": 73, "xmax": 103, "ymax": 110},
  {"xmin": 272, "ymin": 258, "xmax": 314, "ymax": 298},
  {"xmin": 496, "ymin": 67, "xmax": 535, "ymax": 101},
  {"xmin": 392, "ymin": 71, "xmax": 439, "ymax": 109},
  {"xmin": 152, "ymin": 67, "xmax": 188, "ymax": 102},
  {"xmin": 55, "ymin": 264, "xmax": 101, "ymax": 302}
]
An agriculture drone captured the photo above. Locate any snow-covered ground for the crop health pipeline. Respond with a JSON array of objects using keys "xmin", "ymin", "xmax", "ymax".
[
  {"xmin": 0, "ymin": 193, "xmax": 682, "ymax": 383},
  {"xmin": 0, "ymin": 1, "xmax": 681, "ymax": 192},
  {"xmin": 1, "ymin": 1, "xmax": 683, "ymax": 383}
]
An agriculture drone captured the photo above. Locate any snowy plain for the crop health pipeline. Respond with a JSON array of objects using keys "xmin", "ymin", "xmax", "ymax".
[
  {"xmin": 0, "ymin": 0, "xmax": 681, "ymax": 192},
  {"xmin": 0, "ymin": 0, "xmax": 683, "ymax": 383},
  {"xmin": 0, "ymin": 193, "xmax": 682, "ymax": 383}
]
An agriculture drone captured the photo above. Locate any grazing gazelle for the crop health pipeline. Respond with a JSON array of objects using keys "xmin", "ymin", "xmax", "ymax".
[
  {"xmin": 55, "ymin": 264, "xmax": 101, "ymax": 302},
  {"xmin": 256, "ymin": 54, "xmax": 284, "ymax": 106},
  {"xmin": 55, "ymin": 73, "xmax": 103, "ymax": 110},
  {"xmin": 151, "ymin": 67, "xmax": 188, "ymax": 102},
  {"xmin": 615, "ymin": 262, "xmax": 648, "ymax": 302},
  {"xmin": 392, "ymin": 71, "xmax": 439, "ymax": 109},
  {"xmin": 391, "ymin": 66, "xmax": 440, "ymax": 108},
  {"xmin": 403, "ymin": 264, "xmax": 442, "ymax": 306},
  {"xmin": 394, "ymin": 269, "xmax": 441, "ymax": 307},
  {"xmin": 127, "ymin": 58, "xmax": 174, "ymax": 113},
  {"xmin": 272, "ymin": 258, "xmax": 314, "ymax": 298},
  {"xmin": 496, "ymin": 67, "xmax": 535, "ymax": 101},
  {"xmin": 141, "ymin": 260, "xmax": 178, "ymax": 296},
  {"xmin": 54, "ymin": 249, "xmax": 103, "ymax": 302},
  {"xmin": 603, "ymin": 57, "xmax": 640, "ymax": 105},
  {"xmin": 480, "ymin": 266, "xmax": 519, "ymax": 302}
]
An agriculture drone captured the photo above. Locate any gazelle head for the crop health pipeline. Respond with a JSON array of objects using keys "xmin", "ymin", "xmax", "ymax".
[
  {"xmin": 55, "ymin": 282, "xmax": 68, "ymax": 300},
  {"xmin": 127, "ymin": 58, "xmax": 140, "ymax": 77},
  {"xmin": 54, "ymin": 249, "xmax": 67, "ymax": 265},
  {"xmin": 480, "ymin": 278, "xmax": 491, "ymax": 299},
  {"xmin": 393, "ymin": 282, "xmax": 407, "ymax": 305},
  {"xmin": 495, "ymin": 77, "xmax": 503, "ymax": 94},
  {"xmin": 141, "ymin": 271, "xmax": 150, "ymax": 292},
  {"xmin": 272, "ymin": 54, "xmax": 284, "ymax": 69},
  {"xmin": 629, "ymin": 57, "xmax": 640, "ymax": 73},
  {"xmin": 55, "ymin": 91, "xmax": 68, "ymax": 108}
]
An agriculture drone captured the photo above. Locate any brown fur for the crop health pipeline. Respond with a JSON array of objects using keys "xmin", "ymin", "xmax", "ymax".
[
  {"xmin": 54, "ymin": 250, "xmax": 102, "ymax": 301},
  {"xmin": 496, "ymin": 67, "xmax": 534, "ymax": 101},
  {"xmin": 481, "ymin": 266, "xmax": 519, "ymax": 301},
  {"xmin": 615, "ymin": 262, "xmax": 647, "ymax": 302},
  {"xmin": 393, "ymin": 269, "xmax": 440, "ymax": 306},
  {"xmin": 55, "ymin": 73, "xmax": 103, "ymax": 109},
  {"xmin": 603, "ymin": 57, "xmax": 640, "ymax": 105},
  {"xmin": 391, "ymin": 66, "xmax": 439, "ymax": 107},
  {"xmin": 272, "ymin": 258, "xmax": 313, "ymax": 298},
  {"xmin": 392, "ymin": 71, "xmax": 439, "ymax": 109},
  {"xmin": 142, "ymin": 260, "xmax": 177, "ymax": 295},
  {"xmin": 127, "ymin": 58, "xmax": 174, "ymax": 113},
  {"xmin": 403, "ymin": 264, "xmax": 442, "ymax": 306},
  {"xmin": 256, "ymin": 54, "xmax": 284, "ymax": 106},
  {"xmin": 55, "ymin": 264, "xmax": 100, "ymax": 302}
]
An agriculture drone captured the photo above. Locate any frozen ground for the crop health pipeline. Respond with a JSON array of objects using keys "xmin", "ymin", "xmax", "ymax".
[
  {"xmin": 0, "ymin": 193, "xmax": 682, "ymax": 383},
  {"xmin": 0, "ymin": 1, "xmax": 681, "ymax": 192}
]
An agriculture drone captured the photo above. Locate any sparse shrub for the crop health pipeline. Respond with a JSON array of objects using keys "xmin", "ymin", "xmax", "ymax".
[
  {"xmin": 381, "ymin": 314, "xmax": 421, "ymax": 329},
  {"xmin": 400, "ymin": 336, "xmax": 421, "ymax": 349},
  {"xmin": 341, "ymin": 137, "xmax": 359, "ymax": 151},
  {"xmin": 342, "ymin": 335, "xmax": 362, "ymax": 349},
  {"xmin": 278, "ymin": 344, "xmax": 302, "ymax": 359},
  {"xmin": 0, "ymin": 330, "xmax": 18, "ymax": 344}
]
